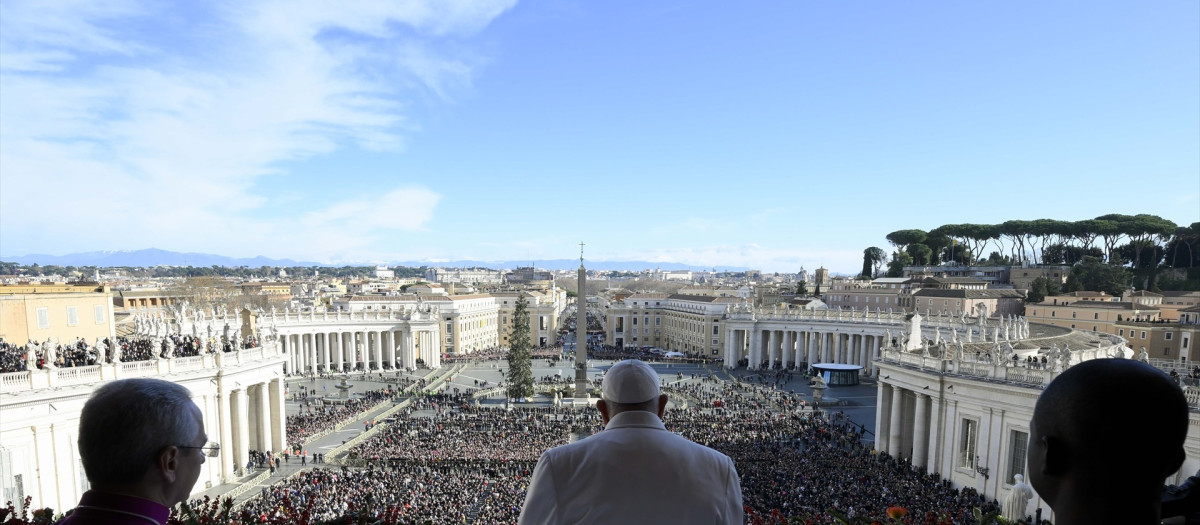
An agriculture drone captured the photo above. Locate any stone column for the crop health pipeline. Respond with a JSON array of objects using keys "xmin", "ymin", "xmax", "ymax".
[
  {"xmin": 320, "ymin": 332, "xmax": 330, "ymax": 373},
  {"xmin": 782, "ymin": 331, "xmax": 793, "ymax": 368},
  {"xmin": 232, "ymin": 389, "xmax": 250, "ymax": 474},
  {"xmin": 358, "ymin": 330, "xmax": 368, "ymax": 369},
  {"xmin": 217, "ymin": 387, "xmax": 234, "ymax": 480},
  {"xmin": 385, "ymin": 330, "xmax": 397, "ymax": 369},
  {"xmin": 858, "ymin": 335, "xmax": 868, "ymax": 369},
  {"xmin": 888, "ymin": 385, "xmax": 905, "ymax": 456},
  {"xmin": 312, "ymin": 333, "xmax": 321, "ymax": 371},
  {"xmin": 287, "ymin": 334, "xmax": 296, "ymax": 372},
  {"xmin": 913, "ymin": 393, "xmax": 930, "ymax": 469},
  {"xmin": 377, "ymin": 331, "xmax": 386, "ymax": 368},
  {"xmin": 875, "ymin": 381, "xmax": 891, "ymax": 453},
  {"xmin": 295, "ymin": 334, "xmax": 304, "ymax": 372},
  {"xmin": 724, "ymin": 329, "xmax": 737, "ymax": 368},
  {"xmin": 791, "ymin": 330, "xmax": 801, "ymax": 366},
  {"xmin": 270, "ymin": 378, "xmax": 286, "ymax": 452},
  {"xmin": 807, "ymin": 332, "xmax": 818, "ymax": 366},
  {"xmin": 255, "ymin": 383, "xmax": 272, "ymax": 452},
  {"xmin": 331, "ymin": 332, "xmax": 342, "ymax": 372},
  {"xmin": 749, "ymin": 329, "xmax": 763, "ymax": 369},
  {"xmin": 768, "ymin": 330, "xmax": 778, "ymax": 367}
]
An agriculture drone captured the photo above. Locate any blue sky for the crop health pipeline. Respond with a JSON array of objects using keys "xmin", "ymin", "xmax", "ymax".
[{"xmin": 1, "ymin": 1, "xmax": 1197, "ymax": 273}]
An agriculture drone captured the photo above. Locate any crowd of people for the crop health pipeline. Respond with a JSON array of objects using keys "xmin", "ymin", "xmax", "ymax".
[
  {"xmin": 0, "ymin": 334, "xmax": 258, "ymax": 373},
  {"xmin": 346, "ymin": 401, "xmax": 591, "ymax": 464},
  {"xmin": 235, "ymin": 365, "xmax": 1003, "ymax": 524},
  {"xmin": 285, "ymin": 387, "xmax": 396, "ymax": 451},
  {"xmin": 236, "ymin": 464, "xmax": 528, "ymax": 524}
]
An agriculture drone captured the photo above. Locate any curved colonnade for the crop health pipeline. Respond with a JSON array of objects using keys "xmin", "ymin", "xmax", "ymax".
[
  {"xmin": 268, "ymin": 309, "xmax": 442, "ymax": 373},
  {"xmin": 723, "ymin": 309, "xmax": 912, "ymax": 374}
]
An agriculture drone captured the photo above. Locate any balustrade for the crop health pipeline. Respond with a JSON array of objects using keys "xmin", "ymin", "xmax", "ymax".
[
  {"xmin": 0, "ymin": 371, "xmax": 29, "ymax": 389},
  {"xmin": 0, "ymin": 345, "xmax": 281, "ymax": 393},
  {"xmin": 1186, "ymin": 386, "xmax": 1200, "ymax": 410}
]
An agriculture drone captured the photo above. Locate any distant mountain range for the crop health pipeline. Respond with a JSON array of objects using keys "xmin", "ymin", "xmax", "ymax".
[{"xmin": 1, "ymin": 248, "xmax": 749, "ymax": 272}]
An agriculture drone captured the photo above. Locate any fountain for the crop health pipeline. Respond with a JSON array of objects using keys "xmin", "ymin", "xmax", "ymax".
[{"xmin": 324, "ymin": 378, "xmax": 360, "ymax": 405}]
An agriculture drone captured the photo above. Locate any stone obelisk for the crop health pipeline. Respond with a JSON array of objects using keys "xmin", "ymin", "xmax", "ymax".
[{"xmin": 574, "ymin": 242, "xmax": 589, "ymax": 398}]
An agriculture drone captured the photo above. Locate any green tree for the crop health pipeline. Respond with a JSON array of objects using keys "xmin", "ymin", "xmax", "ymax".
[
  {"xmin": 906, "ymin": 244, "xmax": 934, "ymax": 265},
  {"xmin": 861, "ymin": 247, "xmax": 886, "ymax": 278},
  {"xmin": 1064, "ymin": 256, "xmax": 1132, "ymax": 296},
  {"xmin": 886, "ymin": 250, "xmax": 914, "ymax": 277},
  {"xmin": 796, "ymin": 280, "xmax": 808, "ymax": 296},
  {"xmin": 886, "ymin": 229, "xmax": 927, "ymax": 249},
  {"xmin": 506, "ymin": 294, "xmax": 535, "ymax": 400},
  {"xmin": 1165, "ymin": 223, "xmax": 1200, "ymax": 268}
]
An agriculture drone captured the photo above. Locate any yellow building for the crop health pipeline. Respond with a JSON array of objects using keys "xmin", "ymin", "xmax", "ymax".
[{"xmin": 0, "ymin": 284, "xmax": 115, "ymax": 344}]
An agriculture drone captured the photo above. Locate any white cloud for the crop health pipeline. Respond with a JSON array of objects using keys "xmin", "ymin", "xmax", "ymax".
[{"xmin": 0, "ymin": 0, "xmax": 515, "ymax": 260}]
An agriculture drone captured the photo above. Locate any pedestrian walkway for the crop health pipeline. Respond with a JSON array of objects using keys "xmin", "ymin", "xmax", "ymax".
[{"xmin": 192, "ymin": 367, "xmax": 442, "ymax": 506}]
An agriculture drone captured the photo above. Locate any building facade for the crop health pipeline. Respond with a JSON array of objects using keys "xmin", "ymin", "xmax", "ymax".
[{"xmin": 0, "ymin": 286, "xmax": 116, "ymax": 345}]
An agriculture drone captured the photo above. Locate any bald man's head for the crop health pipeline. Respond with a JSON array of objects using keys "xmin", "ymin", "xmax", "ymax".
[{"xmin": 1029, "ymin": 358, "xmax": 1188, "ymax": 508}]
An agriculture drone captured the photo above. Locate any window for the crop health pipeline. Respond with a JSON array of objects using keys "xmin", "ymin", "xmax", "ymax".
[
  {"xmin": 1142, "ymin": 331, "xmax": 1147, "ymax": 339},
  {"xmin": 1094, "ymin": 313, "xmax": 1099, "ymax": 319},
  {"xmin": 1071, "ymin": 312, "xmax": 1076, "ymax": 319},
  {"xmin": 1165, "ymin": 347, "xmax": 1171, "ymax": 356},
  {"xmin": 1184, "ymin": 336, "xmax": 1190, "ymax": 349},
  {"xmin": 1119, "ymin": 329, "xmax": 1124, "ymax": 336},
  {"xmin": 1008, "ymin": 430, "xmax": 1029, "ymax": 482},
  {"xmin": 959, "ymin": 419, "xmax": 978, "ymax": 470},
  {"xmin": 1166, "ymin": 332, "xmax": 1173, "ymax": 340},
  {"xmin": 67, "ymin": 307, "xmax": 79, "ymax": 326},
  {"xmin": 94, "ymin": 305, "xmax": 106, "ymax": 324},
  {"xmin": 655, "ymin": 318, "xmax": 660, "ymax": 326},
  {"xmin": 36, "ymin": 308, "xmax": 50, "ymax": 329},
  {"xmin": 713, "ymin": 326, "xmax": 719, "ymax": 335}
]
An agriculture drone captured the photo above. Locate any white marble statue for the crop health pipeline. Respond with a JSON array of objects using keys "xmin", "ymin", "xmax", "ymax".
[
  {"xmin": 1003, "ymin": 474, "xmax": 1034, "ymax": 521},
  {"xmin": 163, "ymin": 337, "xmax": 175, "ymax": 358},
  {"xmin": 1058, "ymin": 345, "xmax": 1072, "ymax": 371},
  {"xmin": 1137, "ymin": 348, "xmax": 1149, "ymax": 363},
  {"xmin": 95, "ymin": 338, "xmax": 109, "ymax": 363},
  {"xmin": 25, "ymin": 342, "xmax": 38, "ymax": 369},
  {"xmin": 43, "ymin": 338, "xmax": 58, "ymax": 368}
]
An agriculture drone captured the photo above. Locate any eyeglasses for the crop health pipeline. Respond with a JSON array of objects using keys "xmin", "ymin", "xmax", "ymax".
[{"xmin": 178, "ymin": 441, "xmax": 221, "ymax": 457}]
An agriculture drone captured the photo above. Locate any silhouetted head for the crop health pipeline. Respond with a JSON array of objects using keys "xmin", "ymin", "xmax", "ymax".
[
  {"xmin": 1029, "ymin": 359, "xmax": 1187, "ymax": 519},
  {"xmin": 596, "ymin": 359, "xmax": 668, "ymax": 423}
]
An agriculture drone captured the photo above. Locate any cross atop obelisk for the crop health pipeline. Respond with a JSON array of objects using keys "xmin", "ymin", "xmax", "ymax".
[{"xmin": 575, "ymin": 241, "xmax": 588, "ymax": 398}]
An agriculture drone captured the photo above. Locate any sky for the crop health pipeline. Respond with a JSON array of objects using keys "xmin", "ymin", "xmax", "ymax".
[{"xmin": 1, "ymin": 1, "xmax": 1197, "ymax": 274}]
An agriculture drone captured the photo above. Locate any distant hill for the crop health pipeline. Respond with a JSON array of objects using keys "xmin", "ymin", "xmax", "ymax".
[
  {"xmin": 0, "ymin": 249, "xmax": 748, "ymax": 272},
  {"xmin": 1, "ymin": 249, "xmax": 321, "ymax": 268}
]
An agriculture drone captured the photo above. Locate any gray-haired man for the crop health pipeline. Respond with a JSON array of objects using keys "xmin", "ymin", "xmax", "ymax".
[{"xmin": 59, "ymin": 378, "xmax": 216, "ymax": 525}]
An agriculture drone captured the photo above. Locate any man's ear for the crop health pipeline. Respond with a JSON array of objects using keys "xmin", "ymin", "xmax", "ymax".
[
  {"xmin": 596, "ymin": 399, "xmax": 610, "ymax": 424},
  {"xmin": 657, "ymin": 394, "xmax": 668, "ymax": 418},
  {"xmin": 158, "ymin": 446, "xmax": 180, "ymax": 484}
]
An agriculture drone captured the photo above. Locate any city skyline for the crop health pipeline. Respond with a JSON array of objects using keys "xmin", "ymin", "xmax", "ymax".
[{"xmin": 1, "ymin": 1, "xmax": 1197, "ymax": 274}]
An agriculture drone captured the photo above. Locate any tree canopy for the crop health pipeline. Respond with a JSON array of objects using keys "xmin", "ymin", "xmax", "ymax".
[{"xmin": 884, "ymin": 214, "xmax": 1185, "ymax": 268}]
